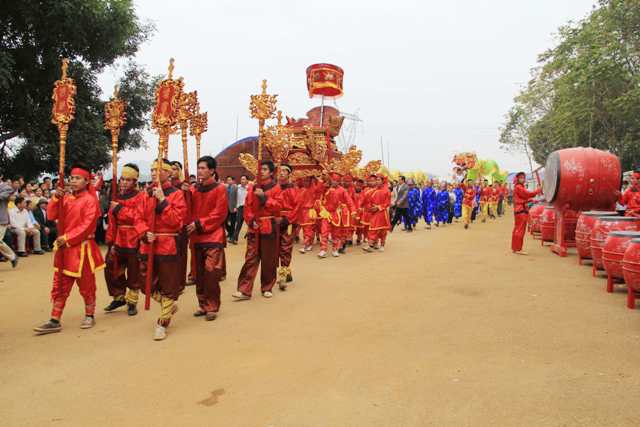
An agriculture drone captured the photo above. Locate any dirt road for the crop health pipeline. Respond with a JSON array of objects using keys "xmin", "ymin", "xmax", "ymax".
[{"xmin": 2, "ymin": 216, "xmax": 640, "ymax": 426}]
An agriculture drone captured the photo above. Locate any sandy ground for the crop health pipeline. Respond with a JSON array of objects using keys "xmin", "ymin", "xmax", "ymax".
[{"xmin": 1, "ymin": 214, "xmax": 640, "ymax": 427}]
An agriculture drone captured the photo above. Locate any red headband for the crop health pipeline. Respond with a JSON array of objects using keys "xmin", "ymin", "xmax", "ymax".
[{"xmin": 70, "ymin": 168, "xmax": 91, "ymax": 180}]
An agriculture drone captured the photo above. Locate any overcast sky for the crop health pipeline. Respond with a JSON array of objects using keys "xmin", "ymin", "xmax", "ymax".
[{"xmin": 99, "ymin": 0, "xmax": 596, "ymax": 177}]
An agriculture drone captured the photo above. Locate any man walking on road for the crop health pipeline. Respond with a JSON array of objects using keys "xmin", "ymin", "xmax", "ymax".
[
  {"xmin": 391, "ymin": 176, "xmax": 408, "ymax": 231},
  {"xmin": 231, "ymin": 175, "xmax": 248, "ymax": 244}
]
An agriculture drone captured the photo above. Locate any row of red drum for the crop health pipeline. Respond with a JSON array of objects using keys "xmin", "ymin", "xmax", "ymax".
[
  {"xmin": 575, "ymin": 212, "xmax": 640, "ymax": 309},
  {"xmin": 528, "ymin": 205, "xmax": 578, "ymax": 245}
]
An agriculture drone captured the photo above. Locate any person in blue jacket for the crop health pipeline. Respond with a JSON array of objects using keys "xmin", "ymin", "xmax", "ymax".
[
  {"xmin": 404, "ymin": 179, "xmax": 422, "ymax": 232},
  {"xmin": 421, "ymin": 180, "xmax": 436, "ymax": 229},
  {"xmin": 454, "ymin": 183, "xmax": 464, "ymax": 221},
  {"xmin": 435, "ymin": 182, "xmax": 450, "ymax": 226}
]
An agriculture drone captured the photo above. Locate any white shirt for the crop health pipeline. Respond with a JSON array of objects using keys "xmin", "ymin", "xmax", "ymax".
[
  {"xmin": 236, "ymin": 184, "xmax": 248, "ymax": 208},
  {"xmin": 9, "ymin": 207, "xmax": 34, "ymax": 229}
]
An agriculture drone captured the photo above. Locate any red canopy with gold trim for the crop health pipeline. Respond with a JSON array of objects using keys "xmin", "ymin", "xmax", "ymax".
[{"xmin": 306, "ymin": 63, "xmax": 344, "ymax": 98}]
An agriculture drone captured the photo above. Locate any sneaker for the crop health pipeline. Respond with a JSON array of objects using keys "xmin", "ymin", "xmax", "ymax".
[
  {"xmin": 32, "ymin": 250, "xmax": 45, "ymax": 255},
  {"xmin": 286, "ymin": 273, "xmax": 293, "ymax": 283},
  {"xmin": 80, "ymin": 316, "xmax": 95, "ymax": 329},
  {"xmin": 363, "ymin": 245, "xmax": 373, "ymax": 253},
  {"xmin": 331, "ymin": 250, "xmax": 340, "ymax": 257},
  {"xmin": 193, "ymin": 309, "xmax": 206, "ymax": 317},
  {"xmin": 298, "ymin": 247, "xmax": 307, "ymax": 254},
  {"xmin": 279, "ymin": 282, "xmax": 288, "ymax": 291},
  {"xmin": 205, "ymin": 312, "xmax": 218, "ymax": 321},
  {"xmin": 232, "ymin": 291, "xmax": 250, "ymax": 300},
  {"xmin": 127, "ymin": 303, "xmax": 138, "ymax": 316},
  {"xmin": 154, "ymin": 324, "xmax": 167, "ymax": 341},
  {"xmin": 317, "ymin": 250, "xmax": 327, "ymax": 258},
  {"xmin": 34, "ymin": 320, "xmax": 62, "ymax": 335},
  {"xmin": 104, "ymin": 299, "xmax": 126, "ymax": 312},
  {"xmin": 263, "ymin": 291, "xmax": 273, "ymax": 298},
  {"xmin": 10, "ymin": 256, "xmax": 18, "ymax": 269},
  {"xmin": 378, "ymin": 246, "xmax": 385, "ymax": 252}
]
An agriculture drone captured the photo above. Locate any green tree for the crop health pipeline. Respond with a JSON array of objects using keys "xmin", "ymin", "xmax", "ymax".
[
  {"xmin": 0, "ymin": 0, "xmax": 156, "ymax": 179},
  {"xmin": 500, "ymin": 0, "xmax": 640, "ymax": 170}
]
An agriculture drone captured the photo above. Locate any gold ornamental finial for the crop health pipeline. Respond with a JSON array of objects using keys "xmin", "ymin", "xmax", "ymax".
[
  {"xmin": 276, "ymin": 110, "xmax": 283, "ymax": 126},
  {"xmin": 113, "ymin": 84, "xmax": 120, "ymax": 99},
  {"xmin": 168, "ymin": 58, "xmax": 175, "ymax": 80},
  {"xmin": 261, "ymin": 79, "xmax": 267, "ymax": 94},
  {"xmin": 61, "ymin": 58, "xmax": 69, "ymax": 79}
]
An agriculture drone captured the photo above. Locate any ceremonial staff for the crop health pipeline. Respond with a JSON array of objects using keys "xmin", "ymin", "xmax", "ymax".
[
  {"xmin": 104, "ymin": 85, "xmax": 127, "ymax": 201},
  {"xmin": 190, "ymin": 108, "xmax": 208, "ymax": 162},
  {"xmin": 148, "ymin": 58, "xmax": 183, "ymax": 310},
  {"xmin": 51, "ymin": 58, "xmax": 76, "ymax": 284},
  {"xmin": 249, "ymin": 79, "xmax": 277, "ymax": 185},
  {"xmin": 178, "ymin": 89, "xmax": 198, "ymax": 180}
]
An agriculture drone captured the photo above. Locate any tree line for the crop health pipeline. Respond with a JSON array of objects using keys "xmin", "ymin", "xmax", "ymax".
[
  {"xmin": 500, "ymin": 0, "xmax": 640, "ymax": 171},
  {"xmin": 0, "ymin": 0, "xmax": 157, "ymax": 180}
]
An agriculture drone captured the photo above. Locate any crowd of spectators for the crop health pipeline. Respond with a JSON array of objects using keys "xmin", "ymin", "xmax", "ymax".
[{"xmin": 0, "ymin": 175, "xmax": 58, "ymax": 267}]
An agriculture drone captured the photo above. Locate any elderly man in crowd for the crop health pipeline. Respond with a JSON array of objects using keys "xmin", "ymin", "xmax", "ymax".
[
  {"xmin": 9, "ymin": 196, "xmax": 44, "ymax": 257},
  {"xmin": 32, "ymin": 198, "xmax": 56, "ymax": 252},
  {"xmin": 0, "ymin": 178, "xmax": 18, "ymax": 267}
]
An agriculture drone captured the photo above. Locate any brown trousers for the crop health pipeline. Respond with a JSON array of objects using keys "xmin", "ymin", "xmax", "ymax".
[
  {"xmin": 139, "ymin": 256, "xmax": 184, "ymax": 301},
  {"xmin": 105, "ymin": 248, "xmax": 140, "ymax": 298},
  {"xmin": 194, "ymin": 246, "xmax": 226, "ymax": 313},
  {"xmin": 237, "ymin": 232, "xmax": 278, "ymax": 296},
  {"xmin": 279, "ymin": 225, "xmax": 294, "ymax": 268}
]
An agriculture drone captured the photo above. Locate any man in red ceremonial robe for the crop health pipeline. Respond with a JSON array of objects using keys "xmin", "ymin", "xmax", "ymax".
[
  {"xmin": 317, "ymin": 172, "xmax": 356, "ymax": 258},
  {"xmin": 479, "ymin": 179, "xmax": 492, "ymax": 223},
  {"xmin": 233, "ymin": 160, "xmax": 283, "ymax": 300},
  {"xmin": 138, "ymin": 159, "xmax": 187, "ymax": 341},
  {"xmin": 297, "ymin": 177, "xmax": 321, "ymax": 254},
  {"xmin": 618, "ymin": 171, "xmax": 640, "ymax": 217},
  {"xmin": 104, "ymin": 163, "xmax": 145, "ymax": 316},
  {"xmin": 186, "ymin": 156, "xmax": 227, "ymax": 321},
  {"xmin": 512, "ymin": 171, "xmax": 542, "ymax": 255},
  {"xmin": 339, "ymin": 174, "xmax": 357, "ymax": 253},
  {"xmin": 462, "ymin": 179, "xmax": 476, "ymax": 229},
  {"xmin": 34, "ymin": 164, "xmax": 105, "ymax": 335},
  {"xmin": 352, "ymin": 178, "xmax": 367, "ymax": 245},
  {"xmin": 277, "ymin": 164, "xmax": 300, "ymax": 290},
  {"xmin": 363, "ymin": 174, "xmax": 391, "ymax": 252},
  {"xmin": 171, "ymin": 160, "xmax": 193, "ymax": 287}
]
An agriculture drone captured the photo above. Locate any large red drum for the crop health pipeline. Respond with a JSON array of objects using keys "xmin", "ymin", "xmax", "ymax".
[
  {"xmin": 575, "ymin": 211, "xmax": 618, "ymax": 263},
  {"xmin": 529, "ymin": 204, "xmax": 545, "ymax": 234},
  {"xmin": 540, "ymin": 206, "xmax": 555, "ymax": 243},
  {"xmin": 602, "ymin": 231, "xmax": 640, "ymax": 292},
  {"xmin": 543, "ymin": 147, "xmax": 621, "ymax": 211},
  {"xmin": 622, "ymin": 238, "xmax": 640, "ymax": 309},
  {"xmin": 590, "ymin": 216, "xmax": 640, "ymax": 275}
]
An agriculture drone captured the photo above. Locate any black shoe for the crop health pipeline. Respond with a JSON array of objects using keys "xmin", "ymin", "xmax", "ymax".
[
  {"xmin": 11, "ymin": 257, "xmax": 18, "ymax": 268},
  {"xmin": 104, "ymin": 299, "xmax": 126, "ymax": 312},
  {"xmin": 32, "ymin": 250, "xmax": 45, "ymax": 255},
  {"xmin": 17, "ymin": 252, "xmax": 28, "ymax": 257},
  {"xmin": 127, "ymin": 303, "xmax": 138, "ymax": 316},
  {"xmin": 193, "ymin": 309, "xmax": 206, "ymax": 317},
  {"xmin": 338, "ymin": 247, "xmax": 346, "ymax": 254},
  {"xmin": 286, "ymin": 274, "xmax": 293, "ymax": 283},
  {"xmin": 464, "ymin": 224, "xmax": 469, "ymax": 229},
  {"xmin": 44, "ymin": 247, "xmax": 53, "ymax": 252}
]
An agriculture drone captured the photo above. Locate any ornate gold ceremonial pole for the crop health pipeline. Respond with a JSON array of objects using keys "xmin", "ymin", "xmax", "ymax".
[
  {"xmin": 148, "ymin": 58, "xmax": 183, "ymax": 310},
  {"xmin": 51, "ymin": 58, "xmax": 76, "ymax": 283},
  {"xmin": 190, "ymin": 109, "xmax": 208, "ymax": 162},
  {"xmin": 249, "ymin": 79, "xmax": 277, "ymax": 183},
  {"xmin": 177, "ymin": 89, "xmax": 198, "ymax": 179},
  {"xmin": 104, "ymin": 85, "xmax": 127, "ymax": 201}
]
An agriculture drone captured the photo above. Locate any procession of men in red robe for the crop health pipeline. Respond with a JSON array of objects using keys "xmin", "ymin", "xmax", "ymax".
[{"xmin": 33, "ymin": 158, "xmax": 393, "ymax": 340}]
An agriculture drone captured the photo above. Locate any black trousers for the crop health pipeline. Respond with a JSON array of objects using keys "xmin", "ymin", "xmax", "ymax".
[
  {"xmin": 233, "ymin": 206, "xmax": 244, "ymax": 241},
  {"xmin": 391, "ymin": 207, "xmax": 408, "ymax": 230},
  {"xmin": 226, "ymin": 210, "xmax": 237, "ymax": 238}
]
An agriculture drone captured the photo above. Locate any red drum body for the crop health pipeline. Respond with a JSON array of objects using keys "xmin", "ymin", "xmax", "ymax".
[
  {"xmin": 540, "ymin": 206, "xmax": 556, "ymax": 243},
  {"xmin": 529, "ymin": 204, "xmax": 545, "ymax": 234},
  {"xmin": 544, "ymin": 147, "xmax": 621, "ymax": 212},
  {"xmin": 575, "ymin": 211, "xmax": 618, "ymax": 263},
  {"xmin": 622, "ymin": 239, "xmax": 640, "ymax": 309},
  {"xmin": 591, "ymin": 217, "xmax": 640, "ymax": 274},
  {"xmin": 602, "ymin": 231, "xmax": 640, "ymax": 293}
]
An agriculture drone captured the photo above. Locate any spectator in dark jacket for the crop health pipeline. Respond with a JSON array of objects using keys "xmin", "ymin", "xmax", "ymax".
[{"xmin": 32, "ymin": 198, "xmax": 56, "ymax": 251}]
